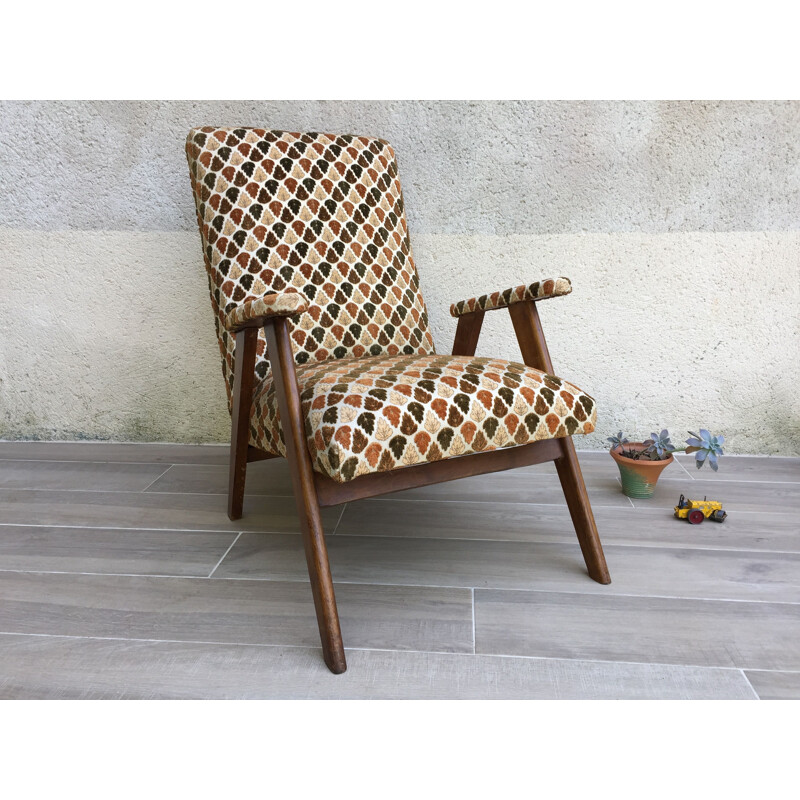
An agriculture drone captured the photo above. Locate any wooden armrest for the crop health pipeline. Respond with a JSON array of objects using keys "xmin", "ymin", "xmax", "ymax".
[
  {"xmin": 224, "ymin": 291, "xmax": 309, "ymax": 332},
  {"xmin": 449, "ymin": 277, "xmax": 572, "ymax": 318}
]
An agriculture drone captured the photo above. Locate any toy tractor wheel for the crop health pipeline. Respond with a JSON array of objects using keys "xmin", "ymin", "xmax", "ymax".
[{"xmin": 687, "ymin": 509, "xmax": 705, "ymax": 525}]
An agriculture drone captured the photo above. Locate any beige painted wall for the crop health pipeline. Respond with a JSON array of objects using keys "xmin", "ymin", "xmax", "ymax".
[{"xmin": 2, "ymin": 101, "xmax": 799, "ymax": 454}]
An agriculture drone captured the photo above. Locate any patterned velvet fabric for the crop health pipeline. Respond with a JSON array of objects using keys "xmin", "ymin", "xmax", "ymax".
[
  {"xmin": 250, "ymin": 354, "xmax": 597, "ymax": 483},
  {"xmin": 186, "ymin": 128, "xmax": 599, "ymax": 483},
  {"xmin": 185, "ymin": 128, "xmax": 435, "ymax": 410},
  {"xmin": 450, "ymin": 278, "xmax": 572, "ymax": 317},
  {"xmin": 225, "ymin": 291, "xmax": 309, "ymax": 331}
]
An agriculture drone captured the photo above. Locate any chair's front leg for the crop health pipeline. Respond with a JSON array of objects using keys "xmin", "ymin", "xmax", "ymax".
[
  {"xmin": 228, "ymin": 327, "xmax": 258, "ymax": 521},
  {"xmin": 508, "ymin": 302, "xmax": 611, "ymax": 585},
  {"xmin": 262, "ymin": 317, "xmax": 347, "ymax": 674}
]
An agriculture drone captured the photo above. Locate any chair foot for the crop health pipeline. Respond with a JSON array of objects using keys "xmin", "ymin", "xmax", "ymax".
[
  {"xmin": 324, "ymin": 646, "xmax": 348, "ymax": 675},
  {"xmin": 227, "ymin": 473, "xmax": 245, "ymax": 521},
  {"xmin": 555, "ymin": 437, "xmax": 611, "ymax": 585},
  {"xmin": 227, "ymin": 443, "xmax": 248, "ymax": 521}
]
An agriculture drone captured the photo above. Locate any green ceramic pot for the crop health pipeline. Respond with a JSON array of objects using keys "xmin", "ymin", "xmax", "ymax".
[{"xmin": 610, "ymin": 443, "xmax": 674, "ymax": 499}]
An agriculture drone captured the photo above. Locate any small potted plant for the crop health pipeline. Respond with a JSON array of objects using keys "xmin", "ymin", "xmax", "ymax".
[{"xmin": 608, "ymin": 429, "xmax": 724, "ymax": 498}]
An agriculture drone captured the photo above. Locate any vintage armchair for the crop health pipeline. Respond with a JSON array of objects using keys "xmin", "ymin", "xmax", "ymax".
[{"xmin": 185, "ymin": 128, "xmax": 610, "ymax": 674}]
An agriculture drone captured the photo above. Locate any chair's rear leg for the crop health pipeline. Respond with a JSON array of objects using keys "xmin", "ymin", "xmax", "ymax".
[
  {"xmin": 555, "ymin": 437, "xmax": 611, "ymax": 584},
  {"xmin": 228, "ymin": 328, "xmax": 257, "ymax": 521},
  {"xmin": 508, "ymin": 302, "xmax": 611, "ymax": 584},
  {"xmin": 263, "ymin": 318, "xmax": 346, "ymax": 674},
  {"xmin": 452, "ymin": 310, "xmax": 485, "ymax": 356}
]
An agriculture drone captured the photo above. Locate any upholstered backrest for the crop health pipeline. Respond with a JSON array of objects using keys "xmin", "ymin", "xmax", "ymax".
[{"xmin": 185, "ymin": 128, "xmax": 436, "ymax": 405}]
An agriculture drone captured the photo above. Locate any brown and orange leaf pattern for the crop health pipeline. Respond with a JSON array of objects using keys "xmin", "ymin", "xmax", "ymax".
[
  {"xmin": 450, "ymin": 278, "xmax": 573, "ymax": 317},
  {"xmin": 185, "ymin": 127, "xmax": 436, "ymax": 410},
  {"xmin": 186, "ymin": 128, "xmax": 598, "ymax": 483},
  {"xmin": 249, "ymin": 354, "xmax": 597, "ymax": 483},
  {"xmin": 225, "ymin": 291, "xmax": 309, "ymax": 331}
]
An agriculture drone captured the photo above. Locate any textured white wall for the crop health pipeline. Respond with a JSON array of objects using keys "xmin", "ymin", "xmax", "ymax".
[{"xmin": 2, "ymin": 101, "xmax": 799, "ymax": 453}]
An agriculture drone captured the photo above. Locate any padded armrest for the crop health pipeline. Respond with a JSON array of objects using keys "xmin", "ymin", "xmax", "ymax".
[
  {"xmin": 449, "ymin": 277, "xmax": 572, "ymax": 318},
  {"xmin": 225, "ymin": 291, "xmax": 309, "ymax": 332}
]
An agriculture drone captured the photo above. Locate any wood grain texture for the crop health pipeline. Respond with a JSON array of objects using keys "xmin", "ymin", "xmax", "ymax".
[
  {"xmin": 335, "ymin": 498, "xmax": 800, "ymax": 552},
  {"xmin": 0, "ymin": 526, "xmax": 236, "ymax": 577},
  {"xmin": 142, "ymin": 452, "xmax": 638, "ymax": 499},
  {"xmin": 674, "ymin": 454, "xmax": 800, "ymax": 483},
  {"xmin": 0, "ymin": 460, "xmax": 170, "ymax": 491},
  {"xmin": 314, "ymin": 438, "xmax": 562, "ymax": 506},
  {"xmin": 382, "ymin": 469, "xmax": 628, "ymax": 506},
  {"xmin": 263, "ymin": 316, "xmax": 346, "ymax": 673},
  {"xmin": 507, "ymin": 299, "xmax": 609, "ymax": 584},
  {"xmin": 0, "ymin": 634, "xmax": 756, "ymax": 700},
  {"xmin": 0, "ymin": 441, "xmax": 797, "ymax": 698},
  {"xmin": 0, "ymin": 489, "xmax": 340, "ymax": 532},
  {"xmin": 475, "ymin": 589, "xmax": 800, "ymax": 670},
  {"xmin": 630, "ymin": 477, "xmax": 800, "ymax": 513},
  {"xmin": 228, "ymin": 327, "xmax": 258, "ymax": 520},
  {"xmin": 144, "ymin": 460, "xmax": 295, "ymax": 497},
  {"xmin": 451, "ymin": 310, "xmax": 484, "ymax": 357},
  {"xmin": 0, "ymin": 572, "xmax": 473, "ymax": 653},
  {"xmin": 743, "ymin": 670, "xmax": 800, "ymax": 700},
  {"xmin": 212, "ymin": 532, "xmax": 800, "ymax": 603},
  {"xmin": 0, "ymin": 442, "xmax": 230, "ymax": 464}
]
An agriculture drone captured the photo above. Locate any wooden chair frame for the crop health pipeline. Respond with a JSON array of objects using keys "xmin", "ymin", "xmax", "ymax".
[{"xmin": 227, "ymin": 299, "xmax": 610, "ymax": 674}]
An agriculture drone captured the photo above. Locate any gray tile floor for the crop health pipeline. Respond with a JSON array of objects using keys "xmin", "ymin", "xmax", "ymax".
[{"xmin": 0, "ymin": 442, "xmax": 798, "ymax": 699}]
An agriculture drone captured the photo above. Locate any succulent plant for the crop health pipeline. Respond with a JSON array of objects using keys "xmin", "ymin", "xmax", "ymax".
[
  {"xmin": 607, "ymin": 427, "xmax": 725, "ymax": 469},
  {"xmin": 645, "ymin": 429, "xmax": 677, "ymax": 459},
  {"xmin": 686, "ymin": 429, "xmax": 725, "ymax": 472},
  {"xmin": 606, "ymin": 431, "xmax": 629, "ymax": 448}
]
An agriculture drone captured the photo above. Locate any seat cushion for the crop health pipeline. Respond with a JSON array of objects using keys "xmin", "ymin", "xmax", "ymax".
[{"xmin": 250, "ymin": 354, "xmax": 597, "ymax": 483}]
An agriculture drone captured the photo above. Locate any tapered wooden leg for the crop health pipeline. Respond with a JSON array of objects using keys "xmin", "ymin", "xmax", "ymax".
[
  {"xmin": 452, "ymin": 310, "xmax": 485, "ymax": 356},
  {"xmin": 228, "ymin": 328, "xmax": 258, "ymax": 521},
  {"xmin": 508, "ymin": 302, "xmax": 611, "ymax": 584},
  {"xmin": 264, "ymin": 318, "xmax": 347, "ymax": 674},
  {"xmin": 555, "ymin": 437, "xmax": 611, "ymax": 584}
]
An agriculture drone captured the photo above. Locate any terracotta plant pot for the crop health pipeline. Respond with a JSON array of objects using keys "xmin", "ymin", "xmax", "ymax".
[{"xmin": 610, "ymin": 442, "xmax": 674, "ymax": 499}]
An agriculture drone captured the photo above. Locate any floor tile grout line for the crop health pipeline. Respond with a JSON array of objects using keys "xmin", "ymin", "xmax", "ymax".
[
  {"xmin": 667, "ymin": 477, "xmax": 800, "ymax": 485},
  {"xmin": 0, "ymin": 522, "xmax": 296, "ymax": 535},
  {"xmin": 471, "ymin": 588, "xmax": 476, "ymax": 654},
  {"xmin": 740, "ymin": 669, "xmax": 761, "ymax": 700},
  {"xmin": 139, "ymin": 476, "xmax": 800, "ymax": 487},
  {"xmin": 229, "ymin": 578, "xmax": 800, "ymax": 606},
  {"xmin": 330, "ymin": 503, "xmax": 348, "ymax": 536},
  {"xmin": 3, "ymin": 566, "xmax": 799, "ymax": 606},
  {"xmin": 0, "ymin": 492, "xmax": 638, "ymax": 510},
  {"xmin": 2, "ymin": 522, "xmax": 800, "ymax": 555},
  {"xmin": 613, "ymin": 475, "xmax": 637, "ymax": 509},
  {"xmin": 2, "ymin": 458, "xmax": 797, "ymax": 486},
  {"xmin": 0, "ymin": 487, "xmax": 294, "ymax": 498},
  {"xmin": 6, "ymin": 482, "xmax": 800, "ymax": 510},
  {"xmin": 2, "ymin": 448, "xmax": 796, "ymax": 459},
  {"xmin": 625, "ymin": 507, "xmax": 796, "ymax": 516},
  {"xmin": 4, "ymin": 487, "xmax": 798, "ymax": 513},
  {"xmin": 139, "ymin": 465, "xmax": 174, "ymax": 493},
  {"xmin": 740, "ymin": 667, "xmax": 800, "ymax": 675},
  {"xmin": 227, "ymin": 528, "xmax": 800, "ymax": 557},
  {"xmin": 0, "ymin": 629, "xmax": 782, "ymax": 677},
  {"xmin": 2, "ymin": 521, "xmax": 800, "ymax": 554},
  {"xmin": 0, "ymin": 459, "xmax": 228, "ymax": 466},
  {"xmin": 207, "ymin": 532, "xmax": 243, "ymax": 578},
  {"xmin": 673, "ymin": 458, "xmax": 695, "ymax": 480}
]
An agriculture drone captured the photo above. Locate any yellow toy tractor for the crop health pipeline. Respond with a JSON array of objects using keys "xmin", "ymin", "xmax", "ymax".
[{"xmin": 674, "ymin": 494, "xmax": 727, "ymax": 524}]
